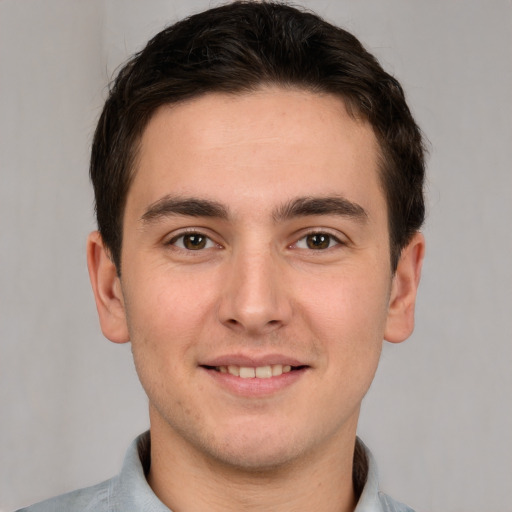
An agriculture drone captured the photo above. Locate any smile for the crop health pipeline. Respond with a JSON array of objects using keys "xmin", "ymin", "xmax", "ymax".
[
  {"xmin": 200, "ymin": 360, "xmax": 308, "ymax": 397},
  {"xmin": 213, "ymin": 364, "xmax": 293, "ymax": 378}
]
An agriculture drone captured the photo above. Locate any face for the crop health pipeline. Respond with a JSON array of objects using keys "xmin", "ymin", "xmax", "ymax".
[{"xmin": 89, "ymin": 87, "xmax": 423, "ymax": 471}]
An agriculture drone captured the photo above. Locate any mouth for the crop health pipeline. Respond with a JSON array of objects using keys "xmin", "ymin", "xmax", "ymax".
[
  {"xmin": 199, "ymin": 355, "xmax": 310, "ymax": 396},
  {"xmin": 201, "ymin": 364, "xmax": 308, "ymax": 379}
]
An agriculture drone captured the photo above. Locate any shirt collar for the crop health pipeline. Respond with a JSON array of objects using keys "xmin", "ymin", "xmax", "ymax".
[
  {"xmin": 354, "ymin": 438, "xmax": 383, "ymax": 511},
  {"xmin": 113, "ymin": 431, "xmax": 387, "ymax": 512}
]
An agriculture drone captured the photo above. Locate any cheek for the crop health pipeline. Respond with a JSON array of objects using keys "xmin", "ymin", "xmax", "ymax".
[
  {"xmin": 126, "ymin": 263, "xmax": 217, "ymax": 328},
  {"xmin": 300, "ymin": 264, "xmax": 391, "ymax": 336},
  {"xmin": 298, "ymin": 264, "xmax": 390, "ymax": 383},
  {"xmin": 124, "ymin": 274, "xmax": 211, "ymax": 411},
  {"xmin": 122, "ymin": 267, "xmax": 220, "ymax": 378}
]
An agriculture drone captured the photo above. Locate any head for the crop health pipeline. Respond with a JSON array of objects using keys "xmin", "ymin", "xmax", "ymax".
[
  {"xmin": 86, "ymin": 0, "xmax": 426, "ymax": 482},
  {"xmin": 90, "ymin": 1, "xmax": 425, "ymax": 274}
]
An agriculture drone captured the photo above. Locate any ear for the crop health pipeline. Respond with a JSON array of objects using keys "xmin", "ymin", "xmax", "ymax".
[
  {"xmin": 87, "ymin": 231, "xmax": 130, "ymax": 344},
  {"xmin": 384, "ymin": 232, "xmax": 425, "ymax": 343}
]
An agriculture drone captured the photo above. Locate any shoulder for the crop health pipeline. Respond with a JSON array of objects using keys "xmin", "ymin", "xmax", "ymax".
[
  {"xmin": 15, "ymin": 478, "xmax": 112, "ymax": 512},
  {"xmin": 16, "ymin": 432, "xmax": 155, "ymax": 512},
  {"xmin": 378, "ymin": 491, "xmax": 416, "ymax": 512},
  {"xmin": 354, "ymin": 438, "xmax": 416, "ymax": 512}
]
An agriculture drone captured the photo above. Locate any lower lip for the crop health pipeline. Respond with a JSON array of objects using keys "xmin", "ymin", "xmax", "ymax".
[{"xmin": 202, "ymin": 367, "xmax": 307, "ymax": 397}]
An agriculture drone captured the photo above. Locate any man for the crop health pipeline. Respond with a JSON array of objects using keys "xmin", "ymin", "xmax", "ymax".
[{"xmin": 19, "ymin": 1, "xmax": 425, "ymax": 511}]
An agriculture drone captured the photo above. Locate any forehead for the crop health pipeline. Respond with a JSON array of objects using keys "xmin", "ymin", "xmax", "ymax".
[{"xmin": 127, "ymin": 87, "xmax": 384, "ymax": 220}]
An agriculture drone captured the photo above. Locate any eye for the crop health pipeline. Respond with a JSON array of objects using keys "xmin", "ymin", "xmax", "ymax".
[
  {"xmin": 295, "ymin": 232, "xmax": 341, "ymax": 250},
  {"xmin": 169, "ymin": 232, "xmax": 216, "ymax": 250}
]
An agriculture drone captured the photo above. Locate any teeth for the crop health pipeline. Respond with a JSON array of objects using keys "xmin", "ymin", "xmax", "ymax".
[
  {"xmin": 272, "ymin": 364, "xmax": 283, "ymax": 376},
  {"xmin": 240, "ymin": 367, "xmax": 256, "ymax": 378},
  {"xmin": 215, "ymin": 364, "xmax": 293, "ymax": 378},
  {"xmin": 227, "ymin": 365, "xmax": 239, "ymax": 377},
  {"xmin": 255, "ymin": 366, "xmax": 272, "ymax": 379}
]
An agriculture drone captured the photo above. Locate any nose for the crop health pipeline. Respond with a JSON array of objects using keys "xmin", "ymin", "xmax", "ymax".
[{"xmin": 217, "ymin": 245, "xmax": 292, "ymax": 335}]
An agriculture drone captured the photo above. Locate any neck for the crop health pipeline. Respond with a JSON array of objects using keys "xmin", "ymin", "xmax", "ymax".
[{"xmin": 147, "ymin": 417, "xmax": 358, "ymax": 512}]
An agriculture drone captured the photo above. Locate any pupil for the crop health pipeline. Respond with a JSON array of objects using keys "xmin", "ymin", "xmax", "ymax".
[
  {"xmin": 184, "ymin": 234, "xmax": 206, "ymax": 250},
  {"xmin": 307, "ymin": 234, "xmax": 329, "ymax": 250}
]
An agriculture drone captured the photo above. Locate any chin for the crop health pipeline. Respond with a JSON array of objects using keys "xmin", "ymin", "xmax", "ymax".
[
  {"xmin": 203, "ymin": 425, "xmax": 309, "ymax": 473},
  {"xmin": 211, "ymin": 444, "xmax": 301, "ymax": 473}
]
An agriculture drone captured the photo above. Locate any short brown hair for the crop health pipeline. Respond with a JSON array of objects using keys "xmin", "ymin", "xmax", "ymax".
[{"xmin": 90, "ymin": 1, "xmax": 425, "ymax": 272}]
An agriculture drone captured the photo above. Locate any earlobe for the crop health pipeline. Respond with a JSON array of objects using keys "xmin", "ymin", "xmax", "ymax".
[
  {"xmin": 86, "ymin": 231, "xmax": 130, "ymax": 344},
  {"xmin": 384, "ymin": 232, "xmax": 425, "ymax": 344}
]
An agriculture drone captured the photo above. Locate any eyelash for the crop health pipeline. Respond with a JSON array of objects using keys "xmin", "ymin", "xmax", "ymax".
[
  {"xmin": 293, "ymin": 231, "xmax": 344, "ymax": 251},
  {"xmin": 167, "ymin": 230, "xmax": 220, "ymax": 251},
  {"xmin": 167, "ymin": 229, "xmax": 344, "ymax": 252}
]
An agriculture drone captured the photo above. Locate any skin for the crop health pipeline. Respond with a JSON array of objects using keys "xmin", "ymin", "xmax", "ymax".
[{"xmin": 87, "ymin": 87, "xmax": 424, "ymax": 512}]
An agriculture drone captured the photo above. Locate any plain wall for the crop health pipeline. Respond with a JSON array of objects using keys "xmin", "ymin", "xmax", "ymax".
[{"xmin": 1, "ymin": 1, "xmax": 511, "ymax": 510}]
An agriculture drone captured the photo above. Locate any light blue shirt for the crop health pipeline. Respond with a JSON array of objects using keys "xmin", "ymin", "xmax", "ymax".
[{"xmin": 17, "ymin": 432, "xmax": 414, "ymax": 512}]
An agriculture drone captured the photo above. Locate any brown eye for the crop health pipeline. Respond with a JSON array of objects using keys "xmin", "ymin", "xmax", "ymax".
[
  {"xmin": 183, "ymin": 234, "xmax": 207, "ymax": 250},
  {"xmin": 306, "ymin": 233, "xmax": 331, "ymax": 250},
  {"xmin": 170, "ymin": 232, "xmax": 215, "ymax": 250},
  {"xmin": 294, "ymin": 232, "xmax": 341, "ymax": 250}
]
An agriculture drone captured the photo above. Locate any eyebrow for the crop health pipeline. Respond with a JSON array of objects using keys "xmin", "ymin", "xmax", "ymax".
[
  {"xmin": 140, "ymin": 196, "xmax": 229, "ymax": 223},
  {"xmin": 140, "ymin": 194, "xmax": 368, "ymax": 224},
  {"xmin": 272, "ymin": 196, "xmax": 368, "ymax": 223}
]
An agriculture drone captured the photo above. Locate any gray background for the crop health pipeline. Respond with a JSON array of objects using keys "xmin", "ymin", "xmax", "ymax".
[{"xmin": 1, "ymin": 1, "xmax": 511, "ymax": 511}]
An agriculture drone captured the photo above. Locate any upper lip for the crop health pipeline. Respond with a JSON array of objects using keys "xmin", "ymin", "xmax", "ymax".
[{"xmin": 200, "ymin": 353, "xmax": 307, "ymax": 368}]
